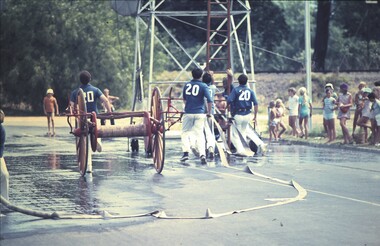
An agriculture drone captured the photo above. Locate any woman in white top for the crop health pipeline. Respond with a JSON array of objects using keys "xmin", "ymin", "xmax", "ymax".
[{"xmin": 287, "ymin": 87, "xmax": 299, "ymax": 137}]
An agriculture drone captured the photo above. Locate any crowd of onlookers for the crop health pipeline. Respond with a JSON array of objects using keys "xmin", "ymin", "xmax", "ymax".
[{"xmin": 268, "ymin": 81, "xmax": 380, "ymax": 146}]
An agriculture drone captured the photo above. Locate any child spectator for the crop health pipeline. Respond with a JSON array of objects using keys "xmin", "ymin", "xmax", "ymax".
[
  {"xmin": 298, "ymin": 87, "xmax": 312, "ymax": 139},
  {"xmin": 368, "ymin": 92, "xmax": 380, "ymax": 146},
  {"xmin": 43, "ymin": 89, "xmax": 59, "ymax": 136},
  {"xmin": 324, "ymin": 83, "xmax": 338, "ymax": 99},
  {"xmin": 352, "ymin": 81, "xmax": 367, "ymax": 137},
  {"xmin": 268, "ymin": 101, "xmax": 278, "ymax": 142},
  {"xmin": 337, "ymin": 83, "xmax": 353, "ymax": 144},
  {"xmin": 357, "ymin": 87, "xmax": 372, "ymax": 143},
  {"xmin": 101, "ymin": 88, "xmax": 119, "ymax": 126},
  {"xmin": 275, "ymin": 99, "xmax": 286, "ymax": 139},
  {"xmin": 287, "ymin": 87, "xmax": 299, "ymax": 137},
  {"xmin": 322, "ymin": 83, "xmax": 338, "ymax": 138},
  {"xmin": 323, "ymin": 89, "xmax": 337, "ymax": 143}
]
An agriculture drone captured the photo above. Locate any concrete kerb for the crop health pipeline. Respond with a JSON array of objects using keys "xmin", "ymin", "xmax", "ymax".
[{"xmin": 279, "ymin": 139, "xmax": 380, "ymax": 154}]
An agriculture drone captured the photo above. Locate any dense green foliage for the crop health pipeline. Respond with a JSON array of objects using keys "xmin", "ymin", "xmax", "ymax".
[
  {"xmin": 327, "ymin": 1, "xmax": 380, "ymax": 71},
  {"xmin": 1, "ymin": 0, "xmax": 136, "ymax": 113},
  {"xmin": 274, "ymin": 1, "xmax": 380, "ymax": 72},
  {"xmin": 0, "ymin": 0, "xmax": 379, "ymax": 114}
]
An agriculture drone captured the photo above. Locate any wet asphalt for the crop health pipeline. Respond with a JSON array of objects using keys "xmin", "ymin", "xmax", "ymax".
[{"xmin": 1, "ymin": 125, "xmax": 380, "ymax": 245}]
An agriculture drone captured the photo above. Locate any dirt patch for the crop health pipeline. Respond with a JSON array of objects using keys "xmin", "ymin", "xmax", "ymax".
[{"xmin": 4, "ymin": 116, "xmax": 68, "ymax": 127}]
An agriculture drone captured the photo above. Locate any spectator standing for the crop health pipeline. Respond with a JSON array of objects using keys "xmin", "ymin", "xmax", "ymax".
[
  {"xmin": 352, "ymin": 81, "xmax": 367, "ymax": 137},
  {"xmin": 337, "ymin": 83, "xmax": 353, "ymax": 144},
  {"xmin": 227, "ymin": 74, "xmax": 258, "ymax": 156},
  {"xmin": 322, "ymin": 83, "xmax": 337, "ymax": 138},
  {"xmin": 325, "ymin": 83, "xmax": 338, "ymax": 99},
  {"xmin": 298, "ymin": 87, "xmax": 312, "ymax": 139},
  {"xmin": 287, "ymin": 87, "xmax": 299, "ymax": 137},
  {"xmin": 268, "ymin": 101, "xmax": 278, "ymax": 142},
  {"xmin": 275, "ymin": 99, "xmax": 286, "ymax": 139},
  {"xmin": 323, "ymin": 89, "xmax": 337, "ymax": 143},
  {"xmin": 357, "ymin": 88, "xmax": 373, "ymax": 143},
  {"xmin": 43, "ymin": 89, "xmax": 59, "ymax": 136},
  {"xmin": 101, "ymin": 88, "xmax": 119, "ymax": 126},
  {"xmin": 368, "ymin": 92, "xmax": 380, "ymax": 146},
  {"xmin": 370, "ymin": 82, "xmax": 380, "ymax": 144},
  {"xmin": 180, "ymin": 68, "xmax": 212, "ymax": 164}
]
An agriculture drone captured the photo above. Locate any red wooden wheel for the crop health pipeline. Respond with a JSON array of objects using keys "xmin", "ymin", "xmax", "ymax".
[{"xmin": 150, "ymin": 87, "xmax": 165, "ymax": 173}]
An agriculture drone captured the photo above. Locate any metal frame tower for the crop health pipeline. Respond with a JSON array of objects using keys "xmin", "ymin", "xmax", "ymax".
[{"xmin": 125, "ymin": 0, "xmax": 255, "ymax": 110}]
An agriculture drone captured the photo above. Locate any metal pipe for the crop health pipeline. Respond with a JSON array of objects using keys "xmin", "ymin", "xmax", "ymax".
[
  {"xmin": 305, "ymin": 1, "xmax": 312, "ymax": 129},
  {"xmin": 98, "ymin": 124, "xmax": 148, "ymax": 138},
  {"xmin": 148, "ymin": 0, "xmax": 156, "ymax": 110}
]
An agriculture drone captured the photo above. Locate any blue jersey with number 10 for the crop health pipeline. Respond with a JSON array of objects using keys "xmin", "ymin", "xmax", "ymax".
[
  {"xmin": 70, "ymin": 84, "xmax": 103, "ymax": 114},
  {"xmin": 183, "ymin": 80, "xmax": 212, "ymax": 114}
]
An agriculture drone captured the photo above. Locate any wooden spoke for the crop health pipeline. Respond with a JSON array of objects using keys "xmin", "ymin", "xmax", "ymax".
[
  {"xmin": 78, "ymin": 134, "xmax": 88, "ymax": 176},
  {"xmin": 75, "ymin": 89, "xmax": 89, "ymax": 176},
  {"xmin": 152, "ymin": 128, "xmax": 165, "ymax": 173}
]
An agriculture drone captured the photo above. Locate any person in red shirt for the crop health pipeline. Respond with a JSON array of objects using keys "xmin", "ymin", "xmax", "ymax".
[{"xmin": 43, "ymin": 89, "xmax": 59, "ymax": 136}]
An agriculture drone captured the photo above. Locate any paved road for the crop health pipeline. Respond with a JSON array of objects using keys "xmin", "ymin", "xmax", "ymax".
[{"xmin": 1, "ymin": 125, "xmax": 380, "ymax": 245}]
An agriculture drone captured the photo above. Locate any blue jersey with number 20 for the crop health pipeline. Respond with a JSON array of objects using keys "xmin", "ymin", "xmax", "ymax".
[
  {"xmin": 227, "ymin": 85, "xmax": 258, "ymax": 115},
  {"xmin": 70, "ymin": 84, "xmax": 103, "ymax": 114},
  {"xmin": 183, "ymin": 80, "xmax": 212, "ymax": 114}
]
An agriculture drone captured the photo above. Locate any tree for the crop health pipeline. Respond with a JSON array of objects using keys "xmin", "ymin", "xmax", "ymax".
[
  {"xmin": 313, "ymin": 0, "xmax": 331, "ymax": 72},
  {"xmin": 270, "ymin": 1, "xmax": 310, "ymax": 72},
  {"xmin": 250, "ymin": 0, "xmax": 290, "ymax": 71},
  {"xmin": 0, "ymin": 0, "xmax": 137, "ymax": 113},
  {"xmin": 329, "ymin": 1, "xmax": 380, "ymax": 70}
]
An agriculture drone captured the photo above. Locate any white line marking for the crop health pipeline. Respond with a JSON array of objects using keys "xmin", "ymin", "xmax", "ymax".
[
  {"xmin": 307, "ymin": 189, "xmax": 380, "ymax": 207},
  {"xmin": 188, "ymin": 166, "xmax": 380, "ymax": 207}
]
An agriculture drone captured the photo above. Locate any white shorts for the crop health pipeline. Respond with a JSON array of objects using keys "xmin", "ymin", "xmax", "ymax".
[{"xmin": 181, "ymin": 114, "xmax": 207, "ymax": 156}]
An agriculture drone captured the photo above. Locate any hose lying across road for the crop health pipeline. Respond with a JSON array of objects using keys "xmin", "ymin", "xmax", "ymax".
[
  {"xmin": 1, "ymin": 195, "xmax": 60, "ymax": 219},
  {"xmin": 0, "ymin": 165, "xmax": 307, "ymax": 220}
]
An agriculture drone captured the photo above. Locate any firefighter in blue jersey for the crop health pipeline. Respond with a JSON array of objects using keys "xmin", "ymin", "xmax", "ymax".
[
  {"xmin": 70, "ymin": 70, "xmax": 112, "ymax": 115},
  {"xmin": 70, "ymin": 70, "xmax": 112, "ymax": 173},
  {"xmin": 181, "ymin": 68, "xmax": 213, "ymax": 164},
  {"xmin": 202, "ymin": 71, "xmax": 216, "ymax": 159},
  {"xmin": 227, "ymin": 74, "xmax": 258, "ymax": 156}
]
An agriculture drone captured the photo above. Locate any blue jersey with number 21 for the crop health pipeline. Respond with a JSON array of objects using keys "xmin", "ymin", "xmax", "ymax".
[
  {"xmin": 70, "ymin": 84, "xmax": 103, "ymax": 114},
  {"xmin": 183, "ymin": 79, "xmax": 212, "ymax": 114}
]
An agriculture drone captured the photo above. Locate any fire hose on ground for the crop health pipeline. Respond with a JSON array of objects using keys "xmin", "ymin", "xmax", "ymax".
[{"xmin": 0, "ymin": 165, "xmax": 307, "ymax": 220}]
